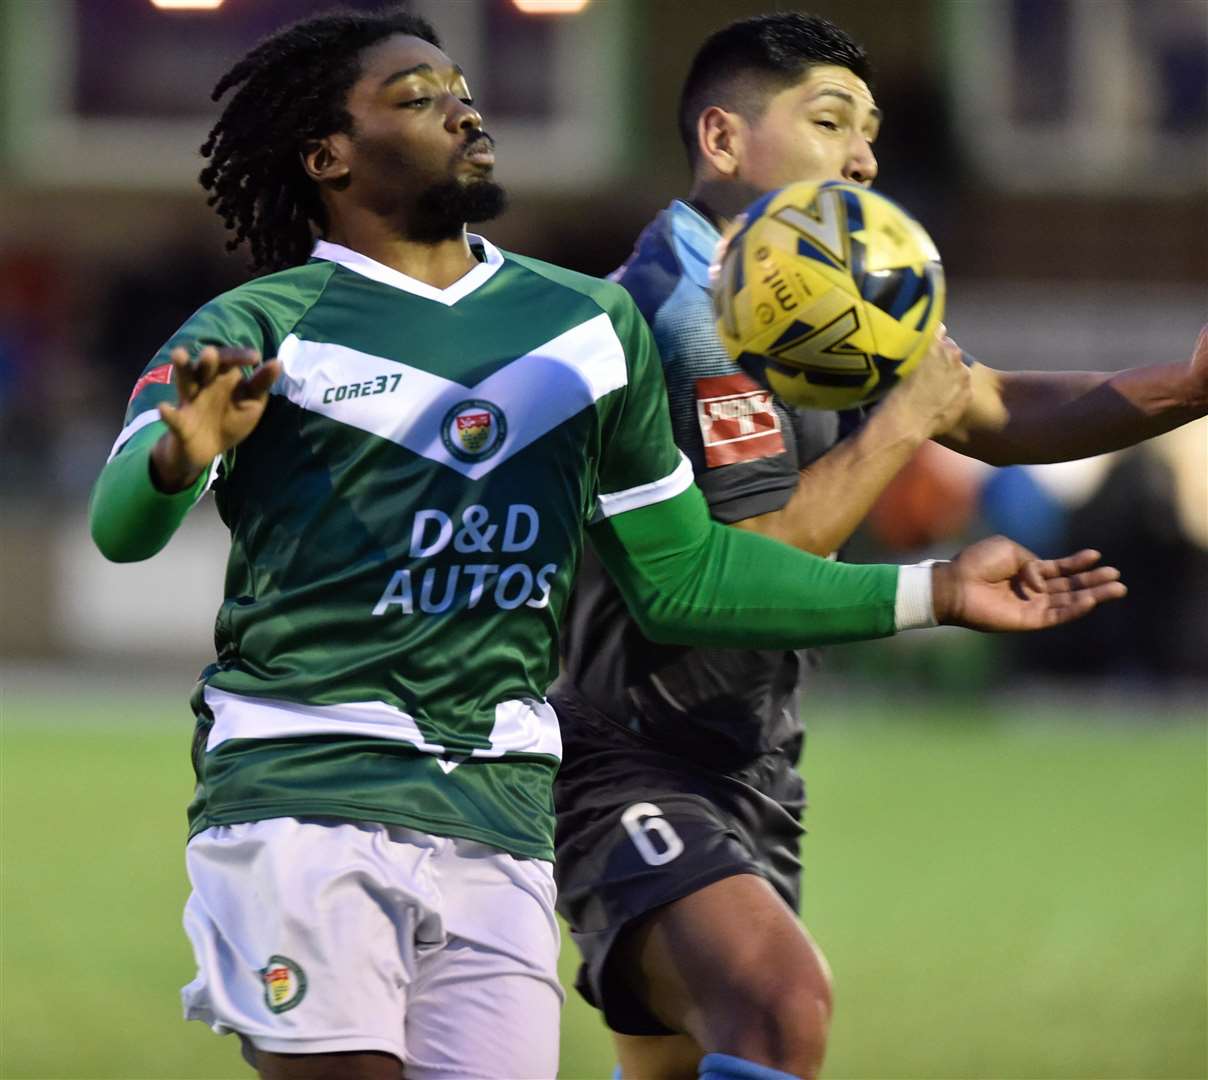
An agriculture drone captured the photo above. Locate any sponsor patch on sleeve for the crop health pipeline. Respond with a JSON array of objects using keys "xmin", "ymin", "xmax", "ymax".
[
  {"xmin": 695, "ymin": 373, "xmax": 785, "ymax": 467},
  {"xmin": 127, "ymin": 363, "xmax": 173, "ymax": 404}
]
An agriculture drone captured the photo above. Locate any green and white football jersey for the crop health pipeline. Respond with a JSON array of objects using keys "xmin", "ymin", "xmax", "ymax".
[{"xmin": 108, "ymin": 238, "xmax": 691, "ymax": 859}]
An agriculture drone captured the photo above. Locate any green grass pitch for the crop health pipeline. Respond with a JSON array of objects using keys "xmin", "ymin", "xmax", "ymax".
[{"xmin": 2, "ymin": 688, "xmax": 1204, "ymax": 1079}]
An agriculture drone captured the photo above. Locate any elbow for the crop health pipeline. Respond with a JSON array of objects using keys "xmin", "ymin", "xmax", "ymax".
[
  {"xmin": 626, "ymin": 596, "xmax": 688, "ymax": 645},
  {"xmin": 968, "ymin": 438, "xmax": 1049, "ymax": 468},
  {"xmin": 940, "ymin": 429, "xmax": 1022, "ymax": 469},
  {"xmin": 89, "ymin": 481, "xmax": 126, "ymax": 562},
  {"xmin": 631, "ymin": 608, "xmax": 679, "ymax": 645},
  {"xmin": 971, "ymin": 446, "xmax": 1015, "ymax": 468},
  {"xmin": 89, "ymin": 503, "xmax": 122, "ymax": 562},
  {"xmin": 90, "ymin": 522, "xmax": 132, "ymax": 563},
  {"xmin": 90, "ymin": 514, "xmax": 154, "ymax": 563},
  {"xmin": 733, "ymin": 511, "xmax": 831, "ymax": 557},
  {"xmin": 643, "ymin": 622, "xmax": 685, "ymax": 646}
]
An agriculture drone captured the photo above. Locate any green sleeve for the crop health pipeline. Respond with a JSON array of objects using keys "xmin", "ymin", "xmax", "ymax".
[
  {"xmin": 91, "ymin": 269, "xmax": 335, "ymax": 564},
  {"xmin": 588, "ymin": 483, "xmax": 899, "ymax": 648},
  {"xmin": 89, "ymin": 423, "xmax": 209, "ymax": 563}
]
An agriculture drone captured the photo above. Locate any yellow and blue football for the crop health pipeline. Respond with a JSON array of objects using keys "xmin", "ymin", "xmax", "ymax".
[{"xmin": 712, "ymin": 179, "xmax": 945, "ymax": 411}]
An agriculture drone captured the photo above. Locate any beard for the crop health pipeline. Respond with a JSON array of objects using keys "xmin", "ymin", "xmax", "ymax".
[{"xmin": 410, "ymin": 175, "xmax": 508, "ymax": 243}]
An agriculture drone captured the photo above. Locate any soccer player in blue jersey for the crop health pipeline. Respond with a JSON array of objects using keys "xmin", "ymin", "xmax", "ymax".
[{"xmin": 552, "ymin": 13, "xmax": 1208, "ymax": 1080}]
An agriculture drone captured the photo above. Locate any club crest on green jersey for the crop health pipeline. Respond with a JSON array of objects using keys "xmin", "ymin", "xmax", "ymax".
[
  {"xmin": 259, "ymin": 955, "xmax": 307, "ymax": 1014},
  {"xmin": 442, "ymin": 399, "xmax": 507, "ymax": 462}
]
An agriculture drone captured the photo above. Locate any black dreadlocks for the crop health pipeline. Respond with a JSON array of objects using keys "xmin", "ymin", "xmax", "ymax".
[{"xmin": 200, "ymin": 7, "xmax": 440, "ymax": 275}]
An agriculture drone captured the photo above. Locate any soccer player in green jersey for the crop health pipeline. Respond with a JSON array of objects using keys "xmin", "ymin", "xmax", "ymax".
[
  {"xmin": 89, "ymin": 9, "xmax": 1128, "ymax": 1079},
  {"xmin": 551, "ymin": 13, "xmax": 1208, "ymax": 1080}
]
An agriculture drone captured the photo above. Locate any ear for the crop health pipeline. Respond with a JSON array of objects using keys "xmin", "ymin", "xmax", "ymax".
[
  {"xmin": 697, "ymin": 106, "xmax": 744, "ymax": 178},
  {"xmin": 301, "ymin": 134, "xmax": 351, "ymax": 184}
]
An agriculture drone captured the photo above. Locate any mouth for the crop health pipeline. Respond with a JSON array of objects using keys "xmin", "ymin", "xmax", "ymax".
[{"xmin": 461, "ymin": 136, "xmax": 496, "ymax": 167}]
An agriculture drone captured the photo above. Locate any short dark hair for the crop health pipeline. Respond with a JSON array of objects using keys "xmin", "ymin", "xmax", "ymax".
[
  {"xmin": 200, "ymin": 6, "xmax": 440, "ymax": 274},
  {"xmin": 677, "ymin": 12, "xmax": 871, "ymax": 168}
]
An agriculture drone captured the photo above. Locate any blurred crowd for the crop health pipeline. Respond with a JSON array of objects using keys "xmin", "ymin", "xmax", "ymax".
[{"xmin": 850, "ymin": 434, "xmax": 1208, "ymax": 689}]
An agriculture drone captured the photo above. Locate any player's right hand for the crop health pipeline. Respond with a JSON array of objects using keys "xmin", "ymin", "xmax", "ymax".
[
  {"xmin": 887, "ymin": 326, "xmax": 972, "ymax": 439},
  {"xmin": 151, "ymin": 344, "xmax": 281, "ymax": 493}
]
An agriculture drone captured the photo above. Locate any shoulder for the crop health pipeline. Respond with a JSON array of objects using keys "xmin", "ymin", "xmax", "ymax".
[
  {"xmin": 612, "ymin": 213, "xmax": 685, "ymax": 327},
  {"xmin": 167, "ymin": 261, "xmax": 340, "ymax": 350},
  {"xmin": 501, "ymin": 249, "xmax": 632, "ymax": 308},
  {"xmin": 500, "ymin": 249, "xmax": 646, "ymax": 331},
  {"xmin": 198, "ymin": 261, "xmax": 339, "ymax": 327}
]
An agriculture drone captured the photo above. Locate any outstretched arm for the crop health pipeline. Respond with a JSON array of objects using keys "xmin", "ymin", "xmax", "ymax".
[
  {"xmin": 590, "ymin": 484, "xmax": 1125, "ymax": 650},
  {"xmin": 90, "ymin": 345, "xmax": 279, "ymax": 562},
  {"xmin": 735, "ymin": 330, "xmax": 971, "ymax": 554},
  {"xmin": 938, "ymin": 324, "xmax": 1208, "ymax": 465}
]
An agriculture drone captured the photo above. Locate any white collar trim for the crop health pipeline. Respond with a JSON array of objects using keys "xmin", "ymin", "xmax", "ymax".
[{"xmin": 311, "ymin": 235, "xmax": 504, "ymax": 306}]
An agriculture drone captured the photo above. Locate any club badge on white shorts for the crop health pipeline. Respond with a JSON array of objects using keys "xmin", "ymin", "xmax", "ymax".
[{"xmin": 259, "ymin": 955, "xmax": 307, "ymax": 1014}]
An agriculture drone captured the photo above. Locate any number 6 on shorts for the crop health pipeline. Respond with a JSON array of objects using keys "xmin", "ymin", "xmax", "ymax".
[{"xmin": 621, "ymin": 802, "xmax": 685, "ymax": 866}]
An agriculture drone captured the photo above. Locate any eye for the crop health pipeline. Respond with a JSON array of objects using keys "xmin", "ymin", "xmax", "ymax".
[
  {"xmin": 815, "ymin": 119, "xmax": 840, "ymax": 132},
  {"xmin": 399, "ymin": 97, "xmax": 431, "ymax": 109}
]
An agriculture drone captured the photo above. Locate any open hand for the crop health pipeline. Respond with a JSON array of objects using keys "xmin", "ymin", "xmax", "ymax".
[
  {"xmin": 933, "ymin": 536, "xmax": 1126, "ymax": 631},
  {"xmin": 151, "ymin": 344, "xmax": 280, "ymax": 492}
]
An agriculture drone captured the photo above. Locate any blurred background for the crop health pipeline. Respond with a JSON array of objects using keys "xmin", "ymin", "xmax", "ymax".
[{"xmin": 1, "ymin": 1, "xmax": 1205, "ymax": 1078}]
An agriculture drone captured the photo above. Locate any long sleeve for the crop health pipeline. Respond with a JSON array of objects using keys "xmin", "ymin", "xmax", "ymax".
[
  {"xmin": 589, "ymin": 483, "xmax": 900, "ymax": 648},
  {"xmin": 89, "ymin": 423, "xmax": 209, "ymax": 562},
  {"xmin": 89, "ymin": 278, "xmax": 298, "ymax": 563}
]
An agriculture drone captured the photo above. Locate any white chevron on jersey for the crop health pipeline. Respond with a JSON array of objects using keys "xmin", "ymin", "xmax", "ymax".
[{"xmin": 273, "ymin": 314, "xmax": 628, "ymax": 480}]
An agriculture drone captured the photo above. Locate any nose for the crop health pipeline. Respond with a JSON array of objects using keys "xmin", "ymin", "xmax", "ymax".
[
  {"xmin": 844, "ymin": 137, "xmax": 878, "ymax": 186},
  {"xmin": 445, "ymin": 95, "xmax": 483, "ymax": 134}
]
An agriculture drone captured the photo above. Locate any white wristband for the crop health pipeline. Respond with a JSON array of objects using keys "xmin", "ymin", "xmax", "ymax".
[{"xmin": 894, "ymin": 560, "xmax": 944, "ymax": 631}]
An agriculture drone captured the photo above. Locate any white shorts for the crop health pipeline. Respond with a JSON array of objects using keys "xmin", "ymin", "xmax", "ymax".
[{"xmin": 181, "ymin": 817, "xmax": 563, "ymax": 1078}]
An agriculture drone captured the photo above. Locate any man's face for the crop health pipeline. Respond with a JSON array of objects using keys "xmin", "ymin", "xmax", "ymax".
[
  {"xmin": 738, "ymin": 64, "xmax": 880, "ymax": 192},
  {"xmin": 336, "ymin": 34, "xmax": 505, "ymax": 237}
]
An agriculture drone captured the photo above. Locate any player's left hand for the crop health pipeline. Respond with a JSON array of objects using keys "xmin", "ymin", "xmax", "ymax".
[{"xmin": 932, "ymin": 537, "xmax": 1126, "ymax": 632}]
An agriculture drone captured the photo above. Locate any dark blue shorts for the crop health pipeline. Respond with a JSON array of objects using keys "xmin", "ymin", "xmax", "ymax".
[{"xmin": 551, "ymin": 686, "xmax": 805, "ymax": 1036}]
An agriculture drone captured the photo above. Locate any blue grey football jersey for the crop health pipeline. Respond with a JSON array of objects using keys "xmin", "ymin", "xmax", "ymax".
[{"xmin": 559, "ymin": 201, "xmax": 857, "ymax": 766}]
